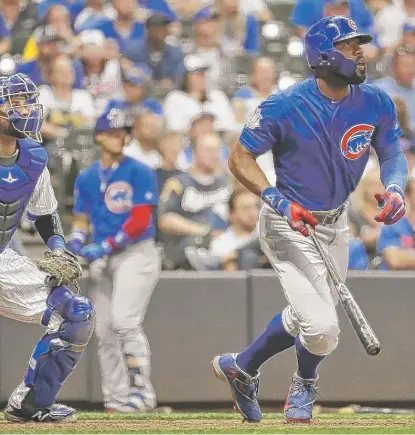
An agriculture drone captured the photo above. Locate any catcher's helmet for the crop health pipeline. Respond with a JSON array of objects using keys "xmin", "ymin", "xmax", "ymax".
[
  {"xmin": 305, "ymin": 16, "xmax": 372, "ymax": 78},
  {"xmin": 0, "ymin": 73, "xmax": 43, "ymax": 142}
]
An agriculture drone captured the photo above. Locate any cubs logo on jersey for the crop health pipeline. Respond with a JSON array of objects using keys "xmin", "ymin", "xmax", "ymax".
[
  {"xmin": 105, "ymin": 181, "xmax": 133, "ymax": 214},
  {"xmin": 340, "ymin": 124, "xmax": 374, "ymax": 160}
]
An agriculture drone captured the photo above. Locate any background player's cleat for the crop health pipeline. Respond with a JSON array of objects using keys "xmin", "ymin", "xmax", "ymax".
[
  {"xmin": 212, "ymin": 353, "xmax": 262, "ymax": 422},
  {"xmin": 5, "ymin": 384, "xmax": 76, "ymax": 423},
  {"xmin": 284, "ymin": 372, "xmax": 318, "ymax": 422}
]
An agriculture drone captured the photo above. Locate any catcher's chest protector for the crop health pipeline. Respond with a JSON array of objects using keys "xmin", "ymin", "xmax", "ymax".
[{"xmin": 0, "ymin": 139, "xmax": 47, "ymax": 251}]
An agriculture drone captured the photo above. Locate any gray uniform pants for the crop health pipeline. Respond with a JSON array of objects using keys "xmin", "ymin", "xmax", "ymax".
[
  {"xmin": 258, "ymin": 204, "xmax": 349, "ymax": 356},
  {"xmin": 89, "ymin": 240, "xmax": 161, "ymax": 410}
]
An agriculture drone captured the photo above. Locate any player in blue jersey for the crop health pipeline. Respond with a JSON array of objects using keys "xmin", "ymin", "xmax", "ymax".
[
  {"xmin": 66, "ymin": 103, "xmax": 161, "ymax": 412},
  {"xmin": 212, "ymin": 16, "xmax": 408, "ymax": 423},
  {"xmin": 0, "ymin": 73, "xmax": 95, "ymax": 423}
]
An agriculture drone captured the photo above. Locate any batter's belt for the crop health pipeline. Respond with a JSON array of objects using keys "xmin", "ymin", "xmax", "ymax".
[{"xmin": 309, "ymin": 202, "xmax": 347, "ymax": 226}]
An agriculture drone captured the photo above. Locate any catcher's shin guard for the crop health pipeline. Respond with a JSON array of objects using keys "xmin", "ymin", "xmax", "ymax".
[{"xmin": 21, "ymin": 286, "xmax": 95, "ymax": 409}]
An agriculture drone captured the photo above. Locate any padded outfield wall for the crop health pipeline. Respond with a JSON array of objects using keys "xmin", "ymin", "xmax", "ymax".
[{"xmin": 0, "ymin": 271, "xmax": 412, "ymax": 404}]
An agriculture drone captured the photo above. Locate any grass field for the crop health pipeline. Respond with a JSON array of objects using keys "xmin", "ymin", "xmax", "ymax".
[{"xmin": 2, "ymin": 412, "xmax": 415, "ymax": 434}]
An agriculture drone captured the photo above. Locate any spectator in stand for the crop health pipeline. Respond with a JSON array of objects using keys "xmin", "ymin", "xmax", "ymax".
[
  {"xmin": 210, "ymin": 190, "xmax": 260, "ymax": 270},
  {"xmin": 292, "ymin": 0, "xmax": 373, "ymax": 37},
  {"xmin": 374, "ymin": 49, "xmax": 415, "ymax": 128},
  {"xmin": 123, "ymin": 103, "xmax": 165, "ymax": 169},
  {"xmin": 22, "ymin": 5, "xmax": 81, "ymax": 62},
  {"xmin": 37, "ymin": 0, "xmax": 74, "ymax": 21},
  {"xmin": 348, "ymin": 223, "xmax": 369, "ymax": 270},
  {"xmin": 1, "ymin": 0, "xmax": 22, "ymax": 31},
  {"xmin": 185, "ymin": 190, "xmax": 266, "ymax": 271},
  {"xmin": 17, "ymin": 25, "xmax": 85, "ymax": 89},
  {"xmin": 232, "ymin": 57, "xmax": 278, "ymax": 127},
  {"xmin": 348, "ymin": 167, "xmax": 384, "ymax": 268},
  {"xmin": 391, "ymin": 95, "xmax": 415, "ymax": 175},
  {"xmin": 189, "ymin": 7, "xmax": 234, "ymax": 92},
  {"xmin": 107, "ymin": 62, "xmax": 164, "ymax": 126},
  {"xmin": 39, "ymin": 54, "xmax": 95, "ymax": 143},
  {"xmin": 178, "ymin": 112, "xmax": 230, "ymax": 171},
  {"xmin": 142, "ymin": 0, "xmax": 204, "ymax": 22},
  {"xmin": 1, "ymin": 0, "xmax": 38, "ymax": 56},
  {"xmin": 72, "ymin": 0, "xmax": 117, "ymax": 33},
  {"xmin": 239, "ymin": 0, "xmax": 272, "ymax": 22},
  {"xmin": 78, "ymin": 29, "xmax": 123, "ymax": 115},
  {"xmin": 215, "ymin": 0, "xmax": 259, "ymax": 56},
  {"xmin": 158, "ymin": 132, "xmax": 231, "ymax": 270},
  {"xmin": 364, "ymin": 0, "xmax": 406, "ymax": 52},
  {"xmin": 0, "ymin": 9, "xmax": 10, "ymax": 56},
  {"xmin": 377, "ymin": 177, "xmax": 415, "ymax": 270},
  {"xmin": 95, "ymin": 0, "xmax": 145, "ymax": 56},
  {"xmin": 163, "ymin": 54, "xmax": 236, "ymax": 133},
  {"xmin": 399, "ymin": 19, "xmax": 415, "ymax": 51},
  {"xmin": 291, "ymin": 0, "xmax": 378, "ymax": 61},
  {"xmin": 156, "ymin": 131, "xmax": 185, "ymax": 193},
  {"xmin": 124, "ymin": 14, "xmax": 185, "ymax": 96}
]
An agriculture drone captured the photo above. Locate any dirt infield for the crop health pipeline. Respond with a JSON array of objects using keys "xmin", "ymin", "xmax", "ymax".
[{"xmin": 1, "ymin": 413, "xmax": 415, "ymax": 434}]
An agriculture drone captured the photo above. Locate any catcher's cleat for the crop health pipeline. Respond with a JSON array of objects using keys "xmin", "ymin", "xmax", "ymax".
[
  {"xmin": 5, "ymin": 385, "xmax": 76, "ymax": 423},
  {"xmin": 212, "ymin": 353, "xmax": 262, "ymax": 422},
  {"xmin": 5, "ymin": 402, "xmax": 76, "ymax": 423},
  {"xmin": 284, "ymin": 372, "xmax": 318, "ymax": 423}
]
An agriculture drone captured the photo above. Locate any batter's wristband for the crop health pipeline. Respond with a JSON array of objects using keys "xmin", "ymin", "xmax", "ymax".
[
  {"xmin": 386, "ymin": 184, "xmax": 405, "ymax": 199},
  {"xmin": 261, "ymin": 186, "xmax": 285, "ymax": 208},
  {"xmin": 107, "ymin": 230, "xmax": 132, "ymax": 250},
  {"xmin": 70, "ymin": 231, "xmax": 87, "ymax": 244}
]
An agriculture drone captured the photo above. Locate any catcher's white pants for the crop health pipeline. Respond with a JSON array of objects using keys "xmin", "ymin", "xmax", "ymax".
[
  {"xmin": 0, "ymin": 248, "xmax": 51, "ymax": 323},
  {"xmin": 89, "ymin": 240, "xmax": 161, "ymax": 410},
  {"xmin": 258, "ymin": 205, "xmax": 349, "ymax": 356}
]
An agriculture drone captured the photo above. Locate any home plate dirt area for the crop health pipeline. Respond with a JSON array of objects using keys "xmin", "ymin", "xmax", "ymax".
[{"xmin": 1, "ymin": 412, "xmax": 415, "ymax": 433}]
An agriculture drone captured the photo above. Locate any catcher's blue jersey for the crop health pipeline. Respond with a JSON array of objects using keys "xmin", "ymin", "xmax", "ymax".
[
  {"xmin": 240, "ymin": 77, "xmax": 403, "ymax": 210},
  {"xmin": 74, "ymin": 156, "xmax": 158, "ymax": 244},
  {"xmin": 0, "ymin": 138, "xmax": 48, "ymax": 252}
]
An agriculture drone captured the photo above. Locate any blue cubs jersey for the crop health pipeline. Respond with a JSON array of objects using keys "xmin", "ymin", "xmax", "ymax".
[
  {"xmin": 0, "ymin": 138, "xmax": 48, "ymax": 252},
  {"xmin": 240, "ymin": 77, "xmax": 403, "ymax": 211},
  {"xmin": 74, "ymin": 156, "xmax": 158, "ymax": 244},
  {"xmin": 377, "ymin": 216, "xmax": 414, "ymax": 270}
]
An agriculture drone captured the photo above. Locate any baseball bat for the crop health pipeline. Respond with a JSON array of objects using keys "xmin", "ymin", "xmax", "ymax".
[
  {"xmin": 307, "ymin": 226, "xmax": 381, "ymax": 356},
  {"xmin": 314, "ymin": 404, "xmax": 415, "ymax": 415}
]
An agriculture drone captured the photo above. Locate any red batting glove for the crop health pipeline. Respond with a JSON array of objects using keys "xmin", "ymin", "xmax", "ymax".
[
  {"xmin": 374, "ymin": 190, "xmax": 406, "ymax": 225},
  {"xmin": 277, "ymin": 199, "xmax": 319, "ymax": 237}
]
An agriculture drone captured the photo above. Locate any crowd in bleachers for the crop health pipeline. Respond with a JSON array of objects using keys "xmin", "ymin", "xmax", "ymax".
[{"xmin": 3, "ymin": 0, "xmax": 415, "ymax": 271}]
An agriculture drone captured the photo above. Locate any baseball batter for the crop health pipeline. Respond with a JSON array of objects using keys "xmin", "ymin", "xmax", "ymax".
[
  {"xmin": 0, "ymin": 73, "xmax": 95, "ymax": 423},
  {"xmin": 212, "ymin": 16, "xmax": 408, "ymax": 423},
  {"xmin": 67, "ymin": 103, "xmax": 160, "ymax": 412}
]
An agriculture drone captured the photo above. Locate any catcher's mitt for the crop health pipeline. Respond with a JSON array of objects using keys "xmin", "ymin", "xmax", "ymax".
[{"xmin": 36, "ymin": 249, "xmax": 83, "ymax": 286}]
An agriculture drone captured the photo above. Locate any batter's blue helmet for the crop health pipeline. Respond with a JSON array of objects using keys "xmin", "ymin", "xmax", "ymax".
[
  {"xmin": 305, "ymin": 16, "xmax": 372, "ymax": 78},
  {"xmin": 0, "ymin": 73, "xmax": 43, "ymax": 142}
]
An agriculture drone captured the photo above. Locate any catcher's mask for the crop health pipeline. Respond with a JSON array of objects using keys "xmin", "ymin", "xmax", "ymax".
[{"xmin": 0, "ymin": 73, "xmax": 44, "ymax": 143}]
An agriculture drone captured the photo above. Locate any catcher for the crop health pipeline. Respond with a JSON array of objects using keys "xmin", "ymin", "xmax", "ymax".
[{"xmin": 0, "ymin": 73, "xmax": 94, "ymax": 423}]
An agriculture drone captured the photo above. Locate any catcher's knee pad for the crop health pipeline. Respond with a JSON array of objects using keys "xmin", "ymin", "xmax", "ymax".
[{"xmin": 41, "ymin": 285, "xmax": 94, "ymax": 327}]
